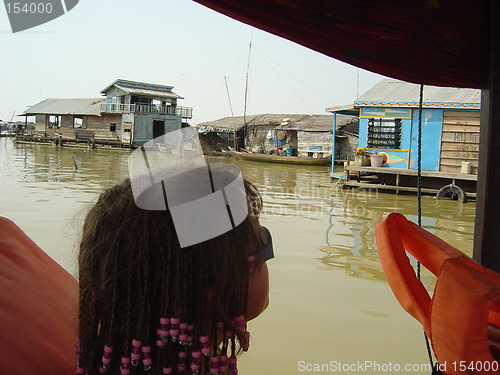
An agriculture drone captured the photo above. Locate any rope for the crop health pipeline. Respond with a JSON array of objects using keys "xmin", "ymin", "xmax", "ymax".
[
  {"xmin": 416, "ymin": 84, "xmax": 435, "ymax": 370},
  {"xmin": 417, "ymin": 83, "xmax": 423, "ymax": 280},
  {"xmin": 417, "ymin": 83, "xmax": 423, "ymax": 229}
]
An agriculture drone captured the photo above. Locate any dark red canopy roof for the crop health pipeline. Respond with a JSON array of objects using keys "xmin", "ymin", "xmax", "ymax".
[{"xmin": 194, "ymin": 0, "xmax": 484, "ymax": 89}]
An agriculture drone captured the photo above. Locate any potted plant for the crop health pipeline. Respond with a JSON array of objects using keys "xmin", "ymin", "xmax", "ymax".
[
  {"xmin": 355, "ymin": 148, "xmax": 372, "ymax": 166},
  {"xmin": 370, "ymin": 152, "xmax": 385, "ymax": 167}
]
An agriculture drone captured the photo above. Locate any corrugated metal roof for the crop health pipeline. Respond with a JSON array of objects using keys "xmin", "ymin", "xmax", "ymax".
[
  {"xmin": 101, "ymin": 79, "xmax": 183, "ymax": 99},
  {"xmin": 356, "ymin": 79, "xmax": 480, "ymax": 105},
  {"xmin": 197, "ymin": 113, "xmax": 357, "ymax": 133},
  {"xmin": 114, "ymin": 85, "xmax": 183, "ymax": 100},
  {"xmin": 21, "ymin": 98, "xmax": 105, "ymax": 116}
]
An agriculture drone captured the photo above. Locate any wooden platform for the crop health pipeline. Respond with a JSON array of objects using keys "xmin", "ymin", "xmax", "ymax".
[
  {"xmin": 340, "ymin": 166, "xmax": 477, "ymax": 198},
  {"xmin": 14, "ymin": 134, "xmax": 131, "ymax": 149}
]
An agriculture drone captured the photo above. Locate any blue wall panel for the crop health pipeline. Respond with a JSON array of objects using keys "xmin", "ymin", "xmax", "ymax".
[{"xmin": 409, "ymin": 109, "xmax": 443, "ymax": 171}]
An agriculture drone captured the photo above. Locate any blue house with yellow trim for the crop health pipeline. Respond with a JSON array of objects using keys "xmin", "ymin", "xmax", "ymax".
[{"xmin": 327, "ymin": 79, "xmax": 481, "ymax": 176}]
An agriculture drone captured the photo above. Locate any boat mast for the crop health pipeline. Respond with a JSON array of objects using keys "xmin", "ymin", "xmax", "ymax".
[
  {"xmin": 224, "ymin": 76, "xmax": 235, "ymax": 118},
  {"xmin": 243, "ymin": 40, "xmax": 252, "ymax": 148}
]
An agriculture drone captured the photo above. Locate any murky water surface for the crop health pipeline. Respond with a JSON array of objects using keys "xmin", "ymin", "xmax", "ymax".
[{"xmin": 0, "ymin": 137, "xmax": 475, "ymax": 374}]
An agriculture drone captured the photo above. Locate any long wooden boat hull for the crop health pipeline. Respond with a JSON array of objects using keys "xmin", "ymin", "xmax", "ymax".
[{"xmin": 231, "ymin": 151, "xmax": 330, "ymax": 166}]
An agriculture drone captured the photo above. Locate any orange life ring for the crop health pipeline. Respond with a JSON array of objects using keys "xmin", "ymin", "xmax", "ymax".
[
  {"xmin": 379, "ymin": 152, "xmax": 389, "ymax": 165},
  {"xmin": 376, "ymin": 213, "xmax": 500, "ymax": 374},
  {"xmin": 0, "ymin": 217, "xmax": 78, "ymax": 375}
]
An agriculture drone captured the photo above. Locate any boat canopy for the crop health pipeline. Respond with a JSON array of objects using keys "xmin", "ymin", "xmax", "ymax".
[{"xmin": 194, "ymin": 0, "xmax": 483, "ymax": 89}]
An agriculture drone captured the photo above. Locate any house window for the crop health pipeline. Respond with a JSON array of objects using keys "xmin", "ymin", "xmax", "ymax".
[
  {"xmin": 48, "ymin": 115, "xmax": 60, "ymax": 129},
  {"xmin": 367, "ymin": 118, "xmax": 402, "ymax": 149},
  {"xmin": 110, "ymin": 123, "xmax": 117, "ymax": 132},
  {"xmin": 73, "ymin": 116, "xmax": 85, "ymax": 129}
]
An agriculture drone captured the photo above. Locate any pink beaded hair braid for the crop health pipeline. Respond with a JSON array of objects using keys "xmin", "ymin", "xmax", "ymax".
[{"xmin": 76, "ymin": 177, "xmax": 263, "ymax": 375}]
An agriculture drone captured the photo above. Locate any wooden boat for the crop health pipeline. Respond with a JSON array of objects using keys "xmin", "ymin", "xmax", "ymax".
[{"xmin": 230, "ymin": 150, "xmax": 331, "ymax": 166}]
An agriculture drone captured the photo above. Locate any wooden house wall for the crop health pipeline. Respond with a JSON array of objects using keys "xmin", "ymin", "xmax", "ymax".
[
  {"xmin": 297, "ymin": 131, "xmax": 332, "ymax": 156},
  {"xmin": 439, "ymin": 110, "xmax": 480, "ymax": 174},
  {"xmin": 247, "ymin": 125, "xmax": 276, "ymax": 152},
  {"xmin": 46, "ymin": 114, "xmax": 123, "ymax": 141},
  {"xmin": 105, "ymin": 87, "xmax": 128, "ymax": 104},
  {"xmin": 87, "ymin": 114, "xmax": 124, "ymax": 140}
]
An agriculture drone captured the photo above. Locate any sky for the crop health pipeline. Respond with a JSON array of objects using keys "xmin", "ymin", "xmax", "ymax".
[{"xmin": 0, "ymin": 0, "xmax": 387, "ymax": 125}]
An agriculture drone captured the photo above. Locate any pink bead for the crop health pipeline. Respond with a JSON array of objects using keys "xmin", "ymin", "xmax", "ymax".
[
  {"xmin": 120, "ymin": 369, "xmax": 131, "ymax": 375},
  {"xmin": 142, "ymin": 346, "xmax": 151, "ymax": 353},
  {"xmin": 170, "ymin": 317, "xmax": 180, "ymax": 324},
  {"xmin": 162, "ymin": 367, "xmax": 173, "ymax": 374},
  {"xmin": 104, "ymin": 345, "xmax": 113, "ymax": 353},
  {"xmin": 132, "ymin": 339, "xmax": 141, "ymax": 347},
  {"xmin": 247, "ymin": 255, "xmax": 256, "ymax": 262},
  {"xmin": 121, "ymin": 357, "xmax": 131, "ymax": 364},
  {"xmin": 98, "ymin": 366, "xmax": 105, "ymax": 374},
  {"xmin": 102, "ymin": 356, "xmax": 112, "ymax": 365},
  {"xmin": 178, "ymin": 351, "xmax": 187, "ymax": 358},
  {"xmin": 190, "ymin": 363, "xmax": 200, "ymax": 371},
  {"xmin": 156, "ymin": 339, "xmax": 165, "ymax": 347},
  {"xmin": 217, "ymin": 321, "xmax": 224, "ymax": 329},
  {"xmin": 131, "ymin": 353, "xmax": 141, "ymax": 361},
  {"xmin": 233, "ymin": 315, "xmax": 245, "ymax": 327},
  {"xmin": 75, "ymin": 367, "xmax": 86, "ymax": 375},
  {"xmin": 192, "ymin": 351, "xmax": 202, "ymax": 359},
  {"xmin": 160, "ymin": 317, "xmax": 170, "ymax": 325},
  {"xmin": 179, "ymin": 323, "xmax": 188, "ymax": 341},
  {"xmin": 200, "ymin": 335, "xmax": 210, "ymax": 354},
  {"xmin": 158, "ymin": 329, "xmax": 169, "ymax": 336},
  {"xmin": 143, "ymin": 358, "xmax": 153, "ymax": 366},
  {"xmin": 210, "ymin": 355, "xmax": 220, "ymax": 374}
]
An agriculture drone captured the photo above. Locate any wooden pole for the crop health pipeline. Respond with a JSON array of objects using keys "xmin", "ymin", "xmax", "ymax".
[
  {"xmin": 473, "ymin": 0, "xmax": 500, "ymax": 271},
  {"xmin": 331, "ymin": 112, "xmax": 337, "ymax": 174}
]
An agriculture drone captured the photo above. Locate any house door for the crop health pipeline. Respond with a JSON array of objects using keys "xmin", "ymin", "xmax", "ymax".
[
  {"xmin": 153, "ymin": 120, "xmax": 164, "ymax": 139},
  {"xmin": 409, "ymin": 109, "xmax": 443, "ymax": 171}
]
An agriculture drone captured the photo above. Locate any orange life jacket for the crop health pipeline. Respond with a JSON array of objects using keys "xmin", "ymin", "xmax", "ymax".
[
  {"xmin": 0, "ymin": 217, "xmax": 78, "ymax": 375},
  {"xmin": 376, "ymin": 213, "xmax": 500, "ymax": 375}
]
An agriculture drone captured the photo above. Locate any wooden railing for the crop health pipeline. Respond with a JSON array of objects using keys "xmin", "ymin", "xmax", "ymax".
[{"xmin": 100, "ymin": 103, "xmax": 193, "ymax": 118}]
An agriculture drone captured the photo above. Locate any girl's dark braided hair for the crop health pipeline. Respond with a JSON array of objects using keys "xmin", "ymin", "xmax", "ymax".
[{"xmin": 77, "ymin": 176, "xmax": 263, "ymax": 374}]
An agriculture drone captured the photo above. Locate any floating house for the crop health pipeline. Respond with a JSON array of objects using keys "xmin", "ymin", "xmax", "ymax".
[
  {"xmin": 327, "ymin": 79, "xmax": 481, "ymax": 174},
  {"xmin": 18, "ymin": 79, "xmax": 193, "ymax": 148},
  {"xmin": 197, "ymin": 113, "xmax": 358, "ymax": 159}
]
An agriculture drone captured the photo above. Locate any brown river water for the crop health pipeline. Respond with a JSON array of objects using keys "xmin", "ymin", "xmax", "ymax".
[{"xmin": 0, "ymin": 137, "xmax": 476, "ymax": 374}]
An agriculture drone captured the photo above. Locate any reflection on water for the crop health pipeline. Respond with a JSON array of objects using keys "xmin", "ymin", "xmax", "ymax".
[
  {"xmin": 237, "ymin": 158, "xmax": 475, "ymax": 284},
  {"xmin": 0, "ymin": 138, "xmax": 477, "ymax": 374},
  {"xmin": 316, "ymin": 188, "xmax": 475, "ymax": 290}
]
